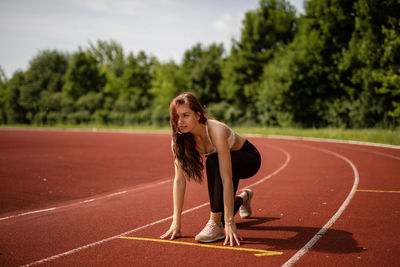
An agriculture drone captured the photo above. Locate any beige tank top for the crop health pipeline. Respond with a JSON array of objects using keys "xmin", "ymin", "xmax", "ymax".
[{"xmin": 202, "ymin": 123, "xmax": 236, "ymax": 156}]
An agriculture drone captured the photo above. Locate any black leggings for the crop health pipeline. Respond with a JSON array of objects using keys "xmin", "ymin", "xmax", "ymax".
[{"xmin": 205, "ymin": 140, "xmax": 261, "ymax": 220}]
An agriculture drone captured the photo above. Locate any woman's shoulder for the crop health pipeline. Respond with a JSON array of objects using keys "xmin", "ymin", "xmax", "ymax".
[{"xmin": 207, "ymin": 119, "xmax": 230, "ymax": 138}]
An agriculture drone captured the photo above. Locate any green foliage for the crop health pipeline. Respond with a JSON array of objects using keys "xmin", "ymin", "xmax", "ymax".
[
  {"xmin": 219, "ymin": 0, "xmax": 296, "ymax": 111},
  {"xmin": 258, "ymin": 0, "xmax": 356, "ymax": 127},
  {"xmin": 121, "ymin": 51, "xmax": 155, "ymax": 105},
  {"xmin": 150, "ymin": 61, "xmax": 186, "ymax": 110},
  {"xmin": 372, "ymin": 16, "xmax": 400, "ymax": 124},
  {"xmin": 88, "ymin": 39, "xmax": 126, "ymax": 98},
  {"xmin": 63, "ymin": 50, "xmax": 106, "ymax": 100},
  {"xmin": 182, "ymin": 43, "xmax": 224, "ymax": 105},
  {"xmin": 0, "ymin": 66, "xmax": 7, "ymax": 123},
  {"xmin": 4, "ymin": 71, "xmax": 26, "ymax": 124},
  {"xmin": 1, "ymin": 0, "xmax": 399, "ymax": 129},
  {"xmin": 17, "ymin": 50, "xmax": 69, "ymax": 123},
  {"xmin": 337, "ymin": 0, "xmax": 400, "ymax": 128}
]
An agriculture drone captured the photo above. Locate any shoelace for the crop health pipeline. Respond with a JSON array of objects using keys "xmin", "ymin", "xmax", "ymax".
[{"xmin": 199, "ymin": 221, "xmax": 219, "ymax": 235}]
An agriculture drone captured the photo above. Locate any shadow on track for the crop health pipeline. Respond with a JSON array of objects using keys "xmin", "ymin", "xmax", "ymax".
[{"xmin": 237, "ymin": 217, "xmax": 365, "ymax": 254}]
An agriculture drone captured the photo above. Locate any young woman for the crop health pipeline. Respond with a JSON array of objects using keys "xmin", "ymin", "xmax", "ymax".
[{"xmin": 160, "ymin": 92, "xmax": 261, "ymax": 247}]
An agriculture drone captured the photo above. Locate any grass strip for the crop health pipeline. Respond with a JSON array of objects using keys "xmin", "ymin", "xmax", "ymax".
[
  {"xmin": 1, "ymin": 124, "xmax": 399, "ymax": 146},
  {"xmin": 235, "ymin": 127, "xmax": 400, "ymax": 146}
]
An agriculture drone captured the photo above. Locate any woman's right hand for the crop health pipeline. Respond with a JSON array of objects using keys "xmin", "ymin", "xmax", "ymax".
[{"xmin": 160, "ymin": 221, "xmax": 183, "ymax": 240}]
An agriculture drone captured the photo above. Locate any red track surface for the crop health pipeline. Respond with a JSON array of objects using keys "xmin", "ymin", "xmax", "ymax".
[{"xmin": 0, "ymin": 129, "xmax": 399, "ymax": 266}]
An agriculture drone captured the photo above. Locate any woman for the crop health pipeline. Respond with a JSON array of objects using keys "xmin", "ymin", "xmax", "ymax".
[{"xmin": 160, "ymin": 92, "xmax": 261, "ymax": 247}]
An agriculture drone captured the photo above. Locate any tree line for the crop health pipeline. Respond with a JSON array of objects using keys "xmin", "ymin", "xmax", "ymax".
[{"xmin": 0, "ymin": 0, "xmax": 399, "ymax": 128}]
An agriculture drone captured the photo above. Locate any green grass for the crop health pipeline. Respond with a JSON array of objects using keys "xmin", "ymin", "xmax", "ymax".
[
  {"xmin": 1, "ymin": 124, "xmax": 399, "ymax": 146},
  {"xmin": 235, "ymin": 127, "xmax": 400, "ymax": 146}
]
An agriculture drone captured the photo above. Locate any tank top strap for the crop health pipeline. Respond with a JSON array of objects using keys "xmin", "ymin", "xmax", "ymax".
[
  {"xmin": 227, "ymin": 127, "xmax": 236, "ymax": 149},
  {"xmin": 205, "ymin": 123, "xmax": 214, "ymax": 146}
]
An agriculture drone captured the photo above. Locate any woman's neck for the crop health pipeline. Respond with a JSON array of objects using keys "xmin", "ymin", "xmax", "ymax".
[{"xmin": 190, "ymin": 122, "xmax": 207, "ymax": 138}]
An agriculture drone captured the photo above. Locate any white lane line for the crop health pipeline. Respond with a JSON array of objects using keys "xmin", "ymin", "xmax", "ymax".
[
  {"xmin": 281, "ymin": 145, "xmax": 359, "ymax": 267},
  {"xmin": 0, "ymin": 208, "xmax": 57, "ymax": 221},
  {"xmin": 4, "ymin": 134, "xmax": 396, "ymax": 223},
  {"xmin": 249, "ymin": 134, "xmax": 400, "ymax": 150},
  {"xmin": 246, "ymin": 144, "xmax": 290, "ymax": 189},
  {"xmin": 0, "ymin": 179, "xmax": 170, "ymax": 222},
  {"xmin": 342, "ymin": 146, "xmax": 400, "ymax": 161},
  {"xmin": 21, "ymin": 145, "xmax": 291, "ymax": 267},
  {"xmin": 0, "ymin": 216, "xmax": 13, "ymax": 221},
  {"xmin": 157, "ymin": 179, "xmax": 173, "ymax": 185},
  {"xmin": 107, "ymin": 191, "xmax": 127, "ymax": 197},
  {"xmin": 82, "ymin": 199, "xmax": 96, "ymax": 203},
  {"xmin": 18, "ymin": 208, "xmax": 57, "ymax": 216},
  {"xmin": 21, "ymin": 203, "xmax": 209, "ymax": 267}
]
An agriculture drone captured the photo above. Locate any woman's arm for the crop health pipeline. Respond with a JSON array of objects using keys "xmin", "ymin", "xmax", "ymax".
[
  {"xmin": 212, "ymin": 125, "xmax": 242, "ymax": 246},
  {"xmin": 160, "ymin": 143, "xmax": 186, "ymax": 240},
  {"xmin": 172, "ymin": 160, "xmax": 186, "ymax": 225}
]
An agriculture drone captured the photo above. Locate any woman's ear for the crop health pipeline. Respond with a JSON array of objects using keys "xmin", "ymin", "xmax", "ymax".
[{"xmin": 196, "ymin": 112, "xmax": 201, "ymax": 121}]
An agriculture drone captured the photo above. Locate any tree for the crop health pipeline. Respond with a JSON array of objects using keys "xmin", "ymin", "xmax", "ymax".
[
  {"xmin": 338, "ymin": 0, "xmax": 400, "ymax": 127},
  {"xmin": 17, "ymin": 50, "xmax": 68, "ymax": 123},
  {"xmin": 150, "ymin": 61, "xmax": 186, "ymax": 123},
  {"xmin": 219, "ymin": 0, "xmax": 297, "ymax": 124},
  {"xmin": 88, "ymin": 39, "xmax": 126, "ymax": 98},
  {"xmin": 182, "ymin": 43, "xmax": 224, "ymax": 105},
  {"xmin": 120, "ymin": 51, "xmax": 156, "ymax": 108},
  {"xmin": 257, "ymin": 0, "xmax": 357, "ymax": 127},
  {"xmin": 0, "ymin": 66, "xmax": 7, "ymax": 123},
  {"xmin": 373, "ymin": 19, "xmax": 400, "ymax": 125},
  {"xmin": 4, "ymin": 71, "xmax": 26, "ymax": 124},
  {"xmin": 63, "ymin": 50, "xmax": 106, "ymax": 100}
]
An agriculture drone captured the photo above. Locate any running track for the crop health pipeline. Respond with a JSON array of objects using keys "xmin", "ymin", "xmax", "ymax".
[{"xmin": 0, "ymin": 129, "xmax": 399, "ymax": 266}]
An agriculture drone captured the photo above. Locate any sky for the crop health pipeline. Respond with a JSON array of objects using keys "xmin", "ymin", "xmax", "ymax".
[{"xmin": 0, "ymin": 0, "xmax": 304, "ymax": 78}]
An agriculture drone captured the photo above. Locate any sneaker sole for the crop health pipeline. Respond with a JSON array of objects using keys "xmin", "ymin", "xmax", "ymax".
[
  {"xmin": 239, "ymin": 189, "xmax": 253, "ymax": 219},
  {"xmin": 195, "ymin": 234, "xmax": 225, "ymax": 243},
  {"xmin": 240, "ymin": 210, "xmax": 252, "ymax": 219}
]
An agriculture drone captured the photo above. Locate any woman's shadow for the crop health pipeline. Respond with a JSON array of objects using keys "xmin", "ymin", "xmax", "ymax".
[{"xmin": 237, "ymin": 217, "xmax": 365, "ymax": 254}]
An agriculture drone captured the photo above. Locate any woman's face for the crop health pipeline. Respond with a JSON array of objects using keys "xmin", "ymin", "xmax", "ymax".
[{"xmin": 175, "ymin": 103, "xmax": 200, "ymax": 133}]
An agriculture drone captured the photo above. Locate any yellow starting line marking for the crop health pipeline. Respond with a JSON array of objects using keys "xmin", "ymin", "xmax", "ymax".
[
  {"xmin": 357, "ymin": 189, "xmax": 400, "ymax": 194},
  {"xmin": 119, "ymin": 236, "xmax": 283, "ymax": 257}
]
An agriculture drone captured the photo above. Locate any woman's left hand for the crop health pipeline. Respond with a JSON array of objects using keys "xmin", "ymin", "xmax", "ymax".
[{"xmin": 223, "ymin": 221, "xmax": 242, "ymax": 246}]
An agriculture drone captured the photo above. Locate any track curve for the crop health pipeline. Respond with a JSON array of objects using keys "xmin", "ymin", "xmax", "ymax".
[{"xmin": 0, "ymin": 129, "xmax": 399, "ymax": 266}]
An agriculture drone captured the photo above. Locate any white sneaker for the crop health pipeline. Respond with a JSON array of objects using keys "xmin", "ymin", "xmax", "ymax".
[
  {"xmin": 195, "ymin": 220, "xmax": 225, "ymax": 243},
  {"xmin": 239, "ymin": 189, "xmax": 253, "ymax": 219}
]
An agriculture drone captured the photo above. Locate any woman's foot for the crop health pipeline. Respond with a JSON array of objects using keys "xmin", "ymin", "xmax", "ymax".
[
  {"xmin": 195, "ymin": 220, "xmax": 225, "ymax": 243},
  {"xmin": 239, "ymin": 189, "xmax": 253, "ymax": 219}
]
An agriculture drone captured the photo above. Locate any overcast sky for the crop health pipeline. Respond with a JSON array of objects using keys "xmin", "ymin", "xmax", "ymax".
[{"xmin": 0, "ymin": 0, "xmax": 304, "ymax": 78}]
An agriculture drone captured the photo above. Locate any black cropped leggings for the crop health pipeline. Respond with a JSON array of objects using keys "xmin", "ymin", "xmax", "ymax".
[{"xmin": 205, "ymin": 140, "xmax": 261, "ymax": 221}]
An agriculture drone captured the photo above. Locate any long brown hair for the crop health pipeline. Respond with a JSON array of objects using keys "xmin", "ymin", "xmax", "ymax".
[{"xmin": 170, "ymin": 92, "xmax": 208, "ymax": 183}]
